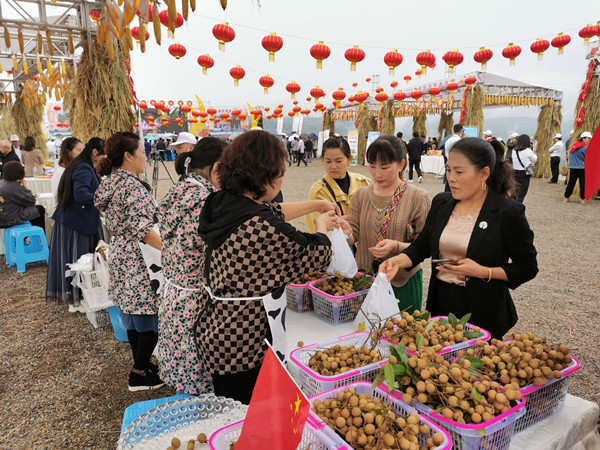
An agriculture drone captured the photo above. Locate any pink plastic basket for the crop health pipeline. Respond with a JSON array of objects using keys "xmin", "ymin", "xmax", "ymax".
[
  {"xmin": 513, "ymin": 355, "xmax": 580, "ymax": 432},
  {"xmin": 289, "ymin": 332, "xmax": 390, "ymax": 397},
  {"xmin": 209, "ymin": 418, "xmax": 342, "ymax": 450},
  {"xmin": 286, "ymin": 276, "xmax": 326, "ymax": 313},
  {"xmin": 309, "ymin": 381, "xmax": 452, "ymax": 450},
  {"xmin": 308, "ymin": 275, "xmax": 371, "ymax": 325},
  {"xmin": 382, "ymin": 315, "xmax": 491, "ymax": 363},
  {"xmin": 394, "ymin": 389, "xmax": 526, "ymax": 450}
]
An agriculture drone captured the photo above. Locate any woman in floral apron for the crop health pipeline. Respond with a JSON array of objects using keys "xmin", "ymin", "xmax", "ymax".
[
  {"xmin": 195, "ymin": 130, "xmax": 342, "ymax": 404},
  {"xmin": 157, "ymin": 137, "xmax": 226, "ymax": 395},
  {"xmin": 95, "ymin": 132, "xmax": 164, "ymax": 392}
]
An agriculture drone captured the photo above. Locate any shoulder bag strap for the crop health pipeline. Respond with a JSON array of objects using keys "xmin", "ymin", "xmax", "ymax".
[
  {"xmin": 515, "ymin": 150, "xmax": 525, "ymax": 169},
  {"xmin": 377, "ymin": 182, "xmax": 408, "ymax": 242},
  {"xmin": 321, "ymin": 177, "xmax": 345, "ymax": 213}
]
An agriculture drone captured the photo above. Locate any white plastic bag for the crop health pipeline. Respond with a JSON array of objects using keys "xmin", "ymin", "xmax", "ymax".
[
  {"xmin": 326, "ymin": 227, "xmax": 358, "ymax": 278},
  {"xmin": 354, "ymin": 272, "xmax": 400, "ymax": 331}
]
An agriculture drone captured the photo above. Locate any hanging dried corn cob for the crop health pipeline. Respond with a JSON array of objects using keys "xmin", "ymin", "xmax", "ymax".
[
  {"xmin": 125, "ymin": 26, "xmax": 134, "ymax": 50},
  {"xmin": 60, "ymin": 57, "xmax": 66, "ymax": 75},
  {"xmin": 182, "ymin": 0, "xmax": 188, "ymax": 20},
  {"xmin": 167, "ymin": 0, "xmax": 176, "ymax": 35},
  {"xmin": 139, "ymin": 20, "xmax": 146, "ymax": 53},
  {"xmin": 46, "ymin": 57, "xmax": 53, "ymax": 75},
  {"xmin": 46, "ymin": 29, "xmax": 54, "ymax": 56},
  {"xmin": 68, "ymin": 31, "xmax": 74, "ymax": 54},
  {"xmin": 36, "ymin": 55, "xmax": 43, "ymax": 74},
  {"xmin": 3, "ymin": 25, "xmax": 10, "ymax": 49},
  {"xmin": 22, "ymin": 55, "xmax": 28, "ymax": 75},
  {"xmin": 220, "ymin": 0, "xmax": 227, "ymax": 10},
  {"xmin": 190, "ymin": 0, "xmax": 196, "ymax": 12},
  {"xmin": 152, "ymin": 6, "xmax": 161, "ymax": 45},
  {"xmin": 97, "ymin": 20, "xmax": 108, "ymax": 45},
  {"xmin": 18, "ymin": 26, "xmax": 24, "ymax": 53},
  {"xmin": 37, "ymin": 32, "xmax": 43, "ymax": 54},
  {"xmin": 107, "ymin": 37, "xmax": 115, "ymax": 61},
  {"xmin": 12, "ymin": 54, "xmax": 19, "ymax": 73}
]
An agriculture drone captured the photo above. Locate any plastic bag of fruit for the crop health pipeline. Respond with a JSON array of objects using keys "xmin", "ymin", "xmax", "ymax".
[
  {"xmin": 354, "ymin": 272, "xmax": 399, "ymax": 330},
  {"xmin": 326, "ymin": 227, "xmax": 358, "ymax": 278}
]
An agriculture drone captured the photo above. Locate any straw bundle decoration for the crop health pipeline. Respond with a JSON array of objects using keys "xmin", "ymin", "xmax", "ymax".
[
  {"xmin": 323, "ymin": 110, "xmax": 335, "ymax": 135},
  {"xmin": 438, "ymin": 110, "xmax": 454, "ymax": 141},
  {"xmin": 0, "ymin": 102, "xmax": 14, "ymax": 139},
  {"xmin": 412, "ymin": 110, "xmax": 427, "ymax": 138},
  {"xmin": 533, "ymin": 103, "xmax": 562, "ymax": 179},
  {"xmin": 63, "ymin": 38, "xmax": 135, "ymax": 143},
  {"xmin": 357, "ymin": 104, "xmax": 370, "ymax": 165},
  {"xmin": 463, "ymin": 85, "xmax": 483, "ymax": 137},
  {"xmin": 11, "ymin": 89, "xmax": 47, "ymax": 158},
  {"xmin": 381, "ymin": 100, "xmax": 395, "ymax": 136}
]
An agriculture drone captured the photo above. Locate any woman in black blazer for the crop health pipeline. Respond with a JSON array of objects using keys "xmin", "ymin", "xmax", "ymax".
[{"xmin": 381, "ymin": 138, "xmax": 538, "ymax": 338}]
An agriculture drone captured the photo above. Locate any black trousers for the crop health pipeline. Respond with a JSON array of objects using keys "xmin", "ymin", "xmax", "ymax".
[
  {"xmin": 564, "ymin": 168, "xmax": 585, "ymax": 199},
  {"xmin": 127, "ymin": 329, "xmax": 158, "ymax": 371},
  {"xmin": 514, "ymin": 170, "xmax": 531, "ymax": 204},
  {"xmin": 30, "ymin": 205, "xmax": 46, "ymax": 233},
  {"xmin": 297, "ymin": 152, "xmax": 307, "ymax": 166},
  {"xmin": 408, "ymin": 159, "xmax": 422, "ymax": 180},
  {"xmin": 550, "ymin": 156, "xmax": 560, "ymax": 183},
  {"xmin": 212, "ymin": 365, "xmax": 262, "ymax": 405}
]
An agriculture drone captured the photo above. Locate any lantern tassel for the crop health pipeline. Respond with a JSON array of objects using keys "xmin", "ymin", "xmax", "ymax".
[
  {"xmin": 168, "ymin": 30, "xmax": 174, "ymax": 39},
  {"xmin": 291, "ymin": 93, "xmax": 295, "ymax": 100},
  {"xmin": 389, "ymin": 67, "xmax": 394, "ymax": 76},
  {"xmin": 202, "ymin": 67, "xmax": 207, "ymax": 75},
  {"xmin": 537, "ymin": 53, "xmax": 543, "ymax": 61},
  {"xmin": 350, "ymin": 62, "xmax": 356, "ymax": 71},
  {"xmin": 583, "ymin": 38, "xmax": 589, "ymax": 47},
  {"xmin": 264, "ymin": 87, "xmax": 268, "ymax": 94},
  {"xmin": 405, "ymin": 80, "xmax": 409, "ymax": 84},
  {"xmin": 482, "ymin": 62, "xmax": 487, "ymax": 71},
  {"xmin": 558, "ymin": 47, "xmax": 564, "ymax": 56},
  {"xmin": 269, "ymin": 52, "xmax": 274, "ymax": 62},
  {"xmin": 510, "ymin": 58, "xmax": 515, "ymax": 66},
  {"xmin": 316, "ymin": 60, "xmax": 322, "ymax": 70},
  {"xmin": 219, "ymin": 41, "xmax": 225, "ymax": 52},
  {"xmin": 234, "ymin": 79, "xmax": 238, "ymax": 87},
  {"xmin": 422, "ymin": 66, "xmax": 427, "ymax": 74}
]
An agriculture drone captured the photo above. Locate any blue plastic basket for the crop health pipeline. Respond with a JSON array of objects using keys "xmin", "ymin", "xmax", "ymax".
[{"xmin": 108, "ymin": 306, "xmax": 129, "ymax": 342}]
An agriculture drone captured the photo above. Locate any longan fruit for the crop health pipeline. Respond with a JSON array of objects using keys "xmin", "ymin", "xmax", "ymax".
[
  {"xmin": 471, "ymin": 412, "xmax": 482, "ymax": 424},
  {"xmin": 388, "ymin": 355, "xmax": 398, "ymax": 365},
  {"xmin": 419, "ymin": 423, "xmax": 430, "ymax": 434},
  {"xmin": 400, "ymin": 437, "xmax": 411, "ymax": 450},
  {"xmin": 197, "ymin": 433, "xmax": 207, "ymax": 443},
  {"xmin": 442, "ymin": 408, "xmax": 453, "ymax": 419},
  {"xmin": 364, "ymin": 423, "xmax": 376, "ymax": 435},
  {"xmin": 364, "ymin": 412, "xmax": 374, "ymax": 424},
  {"xmin": 335, "ymin": 416, "xmax": 346, "ymax": 428},
  {"xmin": 297, "ymin": 341, "xmax": 304, "ymax": 347},
  {"xmin": 171, "ymin": 438, "xmax": 181, "ymax": 449},
  {"xmin": 417, "ymin": 393, "xmax": 428, "ymax": 403},
  {"xmin": 187, "ymin": 440, "xmax": 195, "ymax": 450}
]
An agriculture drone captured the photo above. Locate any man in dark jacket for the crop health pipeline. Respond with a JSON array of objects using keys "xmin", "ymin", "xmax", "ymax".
[
  {"xmin": 0, "ymin": 161, "xmax": 45, "ymax": 232},
  {"xmin": 0, "ymin": 139, "xmax": 21, "ymax": 178},
  {"xmin": 406, "ymin": 132, "xmax": 425, "ymax": 183}
]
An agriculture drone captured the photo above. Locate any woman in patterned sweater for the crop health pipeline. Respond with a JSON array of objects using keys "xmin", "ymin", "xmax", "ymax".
[{"xmin": 195, "ymin": 130, "xmax": 341, "ymax": 404}]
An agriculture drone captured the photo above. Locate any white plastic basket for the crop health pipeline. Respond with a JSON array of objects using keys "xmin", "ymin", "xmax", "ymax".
[
  {"xmin": 81, "ymin": 299, "xmax": 111, "ymax": 328},
  {"xmin": 308, "ymin": 275, "xmax": 371, "ymax": 325},
  {"xmin": 309, "ymin": 382, "xmax": 452, "ymax": 450},
  {"xmin": 289, "ymin": 332, "xmax": 391, "ymax": 398}
]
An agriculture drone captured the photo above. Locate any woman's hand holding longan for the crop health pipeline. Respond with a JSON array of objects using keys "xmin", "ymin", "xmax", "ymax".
[
  {"xmin": 368, "ymin": 239, "xmax": 397, "ymax": 259},
  {"xmin": 314, "ymin": 210, "xmax": 339, "ymax": 234},
  {"xmin": 318, "ymin": 200, "xmax": 341, "ymax": 216}
]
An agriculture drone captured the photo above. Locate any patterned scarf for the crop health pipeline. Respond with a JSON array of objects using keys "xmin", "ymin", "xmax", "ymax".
[{"xmin": 377, "ymin": 181, "xmax": 408, "ymax": 242}]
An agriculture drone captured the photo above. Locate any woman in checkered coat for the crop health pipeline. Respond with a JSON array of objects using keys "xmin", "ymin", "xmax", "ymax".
[{"xmin": 195, "ymin": 130, "xmax": 341, "ymax": 404}]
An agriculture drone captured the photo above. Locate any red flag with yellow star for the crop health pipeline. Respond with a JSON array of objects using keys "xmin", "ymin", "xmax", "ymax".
[{"xmin": 235, "ymin": 345, "xmax": 310, "ymax": 450}]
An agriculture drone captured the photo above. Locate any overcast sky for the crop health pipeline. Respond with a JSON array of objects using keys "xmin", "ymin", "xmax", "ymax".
[{"xmin": 127, "ymin": 0, "xmax": 600, "ymax": 123}]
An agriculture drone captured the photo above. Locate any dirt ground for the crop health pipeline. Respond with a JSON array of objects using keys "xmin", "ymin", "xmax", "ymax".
[{"xmin": 0, "ymin": 157, "xmax": 598, "ymax": 448}]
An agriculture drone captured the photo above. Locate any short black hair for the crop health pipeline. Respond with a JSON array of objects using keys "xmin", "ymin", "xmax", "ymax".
[
  {"xmin": 453, "ymin": 124, "xmax": 464, "ymax": 133},
  {"xmin": 3, "ymin": 161, "xmax": 24, "ymax": 181},
  {"xmin": 322, "ymin": 137, "xmax": 351, "ymax": 159},
  {"xmin": 396, "ymin": 132, "xmax": 403, "ymax": 139},
  {"xmin": 367, "ymin": 139, "xmax": 403, "ymax": 165},
  {"xmin": 412, "ymin": 131, "xmax": 419, "ymax": 138}
]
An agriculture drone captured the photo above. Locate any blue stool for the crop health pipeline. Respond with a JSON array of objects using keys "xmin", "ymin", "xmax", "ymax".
[
  {"xmin": 4, "ymin": 222, "xmax": 32, "ymax": 265},
  {"xmin": 6, "ymin": 223, "xmax": 49, "ymax": 272}
]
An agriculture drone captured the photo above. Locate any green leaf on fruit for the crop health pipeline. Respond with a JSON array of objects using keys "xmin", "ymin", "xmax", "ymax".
[
  {"xmin": 424, "ymin": 321, "xmax": 434, "ymax": 333},
  {"xmin": 439, "ymin": 318, "xmax": 448, "ymax": 326},
  {"xmin": 471, "ymin": 387, "xmax": 482, "ymax": 405},
  {"xmin": 416, "ymin": 334, "xmax": 425, "ymax": 349},
  {"xmin": 457, "ymin": 356, "xmax": 485, "ymax": 370},
  {"xmin": 477, "ymin": 428, "xmax": 486, "ymax": 437},
  {"xmin": 464, "ymin": 331, "xmax": 485, "ymax": 339},
  {"xmin": 459, "ymin": 313, "xmax": 472, "ymax": 327},
  {"xmin": 420, "ymin": 311, "xmax": 431, "ymax": 321},
  {"xmin": 448, "ymin": 313, "xmax": 458, "ymax": 328},
  {"xmin": 457, "ymin": 417, "xmax": 466, "ymax": 424},
  {"xmin": 384, "ymin": 362, "xmax": 395, "ymax": 392}
]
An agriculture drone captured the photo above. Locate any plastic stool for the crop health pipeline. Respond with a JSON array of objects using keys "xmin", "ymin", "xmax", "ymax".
[
  {"xmin": 108, "ymin": 306, "xmax": 129, "ymax": 342},
  {"xmin": 6, "ymin": 223, "xmax": 49, "ymax": 272},
  {"xmin": 4, "ymin": 222, "xmax": 32, "ymax": 265}
]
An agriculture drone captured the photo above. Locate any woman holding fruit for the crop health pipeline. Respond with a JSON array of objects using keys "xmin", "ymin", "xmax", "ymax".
[
  {"xmin": 342, "ymin": 135, "xmax": 431, "ymax": 314},
  {"xmin": 380, "ymin": 137, "xmax": 538, "ymax": 339}
]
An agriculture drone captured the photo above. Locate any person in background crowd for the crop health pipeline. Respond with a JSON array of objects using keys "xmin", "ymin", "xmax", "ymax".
[
  {"xmin": 444, "ymin": 124, "xmax": 465, "ymax": 192},
  {"xmin": 0, "ymin": 139, "xmax": 21, "ymax": 178},
  {"xmin": 46, "ymin": 139, "xmax": 57, "ymax": 163},
  {"xmin": 396, "ymin": 132, "xmax": 408, "ymax": 154},
  {"xmin": 431, "ymin": 143, "xmax": 438, "ymax": 150},
  {"xmin": 195, "ymin": 130, "xmax": 340, "ymax": 404},
  {"xmin": 506, "ymin": 133, "xmax": 518, "ymax": 163},
  {"xmin": 51, "ymin": 137, "xmax": 84, "ymax": 202},
  {"xmin": 144, "ymin": 138, "xmax": 151, "ymax": 160},
  {"xmin": 305, "ymin": 138, "xmax": 313, "ymax": 163},
  {"xmin": 511, "ymin": 134, "xmax": 537, "ymax": 204},
  {"xmin": 548, "ymin": 134, "xmax": 564, "ymax": 184},
  {"xmin": 426, "ymin": 137, "xmax": 433, "ymax": 150},
  {"xmin": 290, "ymin": 135, "xmax": 299, "ymax": 164},
  {"xmin": 297, "ymin": 137, "xmax": 307, "ymax": 166},
  {"xmin": 564, "ymin": 130, "xmax": 573, "ymax": 186},
  {"xmin": 407, "ymin": 132, "xmax": 425, "ymax": 183},
  {"xmin": 380, "ymin": 137, "xmax": 538, "ymax": 339},
  {"xmin": 9, "ymin": 135, "xmax": 23, "ymax": 162},
  {"xmin": 46, "ymin": 137, "xmax": 106, "ymax": 310},
  {"xmin": 22, "ymin": 136, "xmax": 46, "ymax": 178},
  {"xmin": 157, "ymin": 137, "xmax": 227, "ymax": 395},
  {"xmin": 564, "ymin": 131, "xmax": 592, "ymax": 204},
  {"xmin": 306, "ymin": 137, "xmax": 371, "ymax": 232},
  {"xmin": 95, "ymin": 132, "xmax": 165, "ymax": 392},
  {"xmin": 483, "ymin": 130, "xmax": 493, "ymax": 142},
  {"xmin": 341, "ymin": 136, "xmax": 431, "ymax": 313},
  {"xmin": 151, "ymin": 138, "xmax": 158, "ymax": 159},
  {"xmin": 156, "ymin": 138, "xmax": 166, "ymax": 160},
  {"xmin": 0, "ymin": 161, "xmax": 46, "ymax": 232}
]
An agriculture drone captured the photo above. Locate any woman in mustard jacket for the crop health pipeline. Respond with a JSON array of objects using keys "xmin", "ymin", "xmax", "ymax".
[{"xmin": 305, "ymin": 137, "xmax": 370, "ymax": 232}]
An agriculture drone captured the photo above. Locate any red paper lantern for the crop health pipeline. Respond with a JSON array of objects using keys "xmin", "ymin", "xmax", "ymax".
[
  {"xmin": 159, "ymin": 10, "xmax": 184, "ymax": 28},
  {"xmin": 181, "ymin": 105, "xmax": 191, "ymax": 113},
  {"xmin": 551, "ymin": 33, "xmax": 571, "ymax": 55},
  {"xmin": 286, "ymin": 81, "xmax": 301, "ymax": 100},
  {"xmin": 177, "ymin": 100, "xmax": 184, "ymax": 106},
  {"xmin": 136, "ymin": 3, "xmax": 153, "ymax": 21},
  {"xmin": 139, "ymin": 101, "xmax": 147, "ymax": 110},
  {"xmin": 196, "ymin": 111, "xmax": 205, "ymax": 118},
  {"xmin": 292, "ymin": 101, "xmax": 298, "ymax": 106},
  {"xmin": 390, "ymin": 81, "xmax": 398, "ymax": 89},
  {"xmin": 212, "ymin": 22, "xmax": 235, "ymax": 52},
  {"xmin": 446, "ymin": 82, "xmax": 459, "ymax": 92},
  {"xmin": 394, "ymin": 91, "xmax": 407, "ymax": 102},
  {"xmin": 310, "ymin": 86, "xmax": 325, "ymax": 101},
  {"xmin": 410, "ymin": 89, "xmax": 423, "ymax": 100},
  {"xmin": 226, "ymin": 117, "xmax": 232, "ymax": 123},
  {"xmin": 162, "ymin": 121, "xmax": 170, "ymax": 126},
  {"xmin": 579, "ymin": 23, "xmax": 600, "ymax": 46},
  {"xmin": 197, "ymin": 54, "xmax": 214, "ymax": 75},
  {"xmin": 200, "ymin": 119, "xmax": 206, "ymax": 124},
  {"xmin": 130, "ymin": 26, "xmax": 149, "ymax": 43},
  {"xmin": 315, "ymin": 103, "xmax": 324, "ymax": 111},
  {"xmin": 259, "ymin": 75, "xmax": 274, "ymax": 94},
  {"xmin": 238, "ymin": 113, "xmax": 247, "ymax": 121},
  {"xmin": 53, "ymin": 105, "xmax": 61, "ymax": 111},
  {"xmin": 293, "ymin": 106, "xmax": 301, "ymax": 114},
  {"xmin": 442, "ymin": 49, "xmax": 463, "ymax": 75},
  {"xmin": 352, "ymin": 82, "xmax": 358, "ymax": 88},
  {"xmin": 310, "ymin": 41, "xmax": 331, "ymax": 69},
  {"xmin": 502, "ymin": 43, "xmax": 521, "ymax": 66},
  {"xmin": 403, "ymin": 75, "xmax": 412, "ymax": 84},
  {"xmin": 168, "ymin": 100, "xmax": 174, "ymax": 106},
  {"xmin": 301, "ymin": 109, "xmax": 310, "ymax": 116},
  {"xmin": 288, "ymin": 111, "xmax": 295, "ymax": 118},
  {"xmin": 375, "ymin": 87, "xmax": 383, "ymax": 93},
  {"xmin": 530, "ymin": 38, "xmax": 550, "ymax": 61},
  {"xmin": 354, "ymin": 91, "xmax": 369, "ymax": 104},
  {"xmin": 344, "ymin": 46, "xmax": 365, "ymax": 71},
  {"xmin": 306, "ymin": 97, "xmax": 312, "ymax": 103},
  {"xmin": 89, "ymin": 10, "xmax": 100, "ymax": 23},
  {"xmin": 213, "ymin": 118, "xmax": 221, "ymax": 124},
  {"xmin": 273, "ymin": 107, "xmax": 282, "ymax": 116},
  {"xmin": 207, "ymin": 107, "xmax": 217, "ymax": 117},
  {"xmin": 416, "ymin": 50, "xmax": 436, "ymax": 73},
  {"xmin": 231, "ymin": 109, "xmax": 241, "ymax": 117},
  {"xmin": 220, "ymin": 112, "xmax": 229, "ymax": 120},
  {"xmin": 375, "ymin": 91, "xmax": 389, "ymax": 107},
  {"xmin": 332, "ymin": 87, "xmax": 346, "ymax": 109},
  {"xmin": 229, "ymin": 66, "xmax": 245, "ymax": 87},
  {"xmin": 384, "ymin": 49, "xmax": 403, "ymax": 76},
  {"xmin": 366, "ymin": 78, "xmax": 371, "ymax": 83},
  {"xmin": 262, "ymin": 32, "xmax": 283, "ymax": 62},
  {"xmin": 428, "ymin": 86, "xmax": 441, "ymax": 99},
  {"xmin": 168, "ymin": 43, "xmax": 186, "ymax": 59},
  {"xmin": 473, "ymin": 47, "xmax": 493, "ymax": 71},
  {"xmin": 464, "ymin": 76, "xmax": 477, "ymax": 90},
  {"xmin": 415, "ymin": 69, "xmax": 423, "ymax": 78}
]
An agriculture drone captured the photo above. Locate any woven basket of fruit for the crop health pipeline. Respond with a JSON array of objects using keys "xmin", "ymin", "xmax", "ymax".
[
  {"xmin": 454, "ymin": 333, "xmax": 581, "ymax": 433},
  {"xmin": 374, "ymin": 342, "xmax": 526, "ymax": 450},
  {"xmin": 289, "ymin": 332, "xmax": 391, "ymax": 397},
  {"xmin": 308, "ymin": 273, "xmax": 373, "ymax": 325},
  {"xmin": 209, "ymin": 418, "xmax": 338, "ymax": 450},
  {"xmin": 380, "ymin": 311, "xmax": 491, "ymax": 362},
  {"xmin": 309, "ymin": 381, "xmax": 452, "ymax": 450},
  {"xmin": 286, "ymin": 272, "xmax": 328, "ymax": 313}
]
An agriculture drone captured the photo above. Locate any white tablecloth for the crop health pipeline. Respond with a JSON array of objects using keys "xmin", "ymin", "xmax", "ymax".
[
  {"xmin": 24, "ymin": 177, "xmax": 52, "ymax": 195},
  {"xmin": 420, "ymin": 155, "xmax": 445, "ymax": 174}
]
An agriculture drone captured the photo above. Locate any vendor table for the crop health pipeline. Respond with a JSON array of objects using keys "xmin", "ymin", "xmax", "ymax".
[
  {"xmin": 420, "ymin": 155, "xmax": 445, "ymax": 175},
  {"xmin": 24, "ymin": 177, "xmax": 52, "ymax": 195}
]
